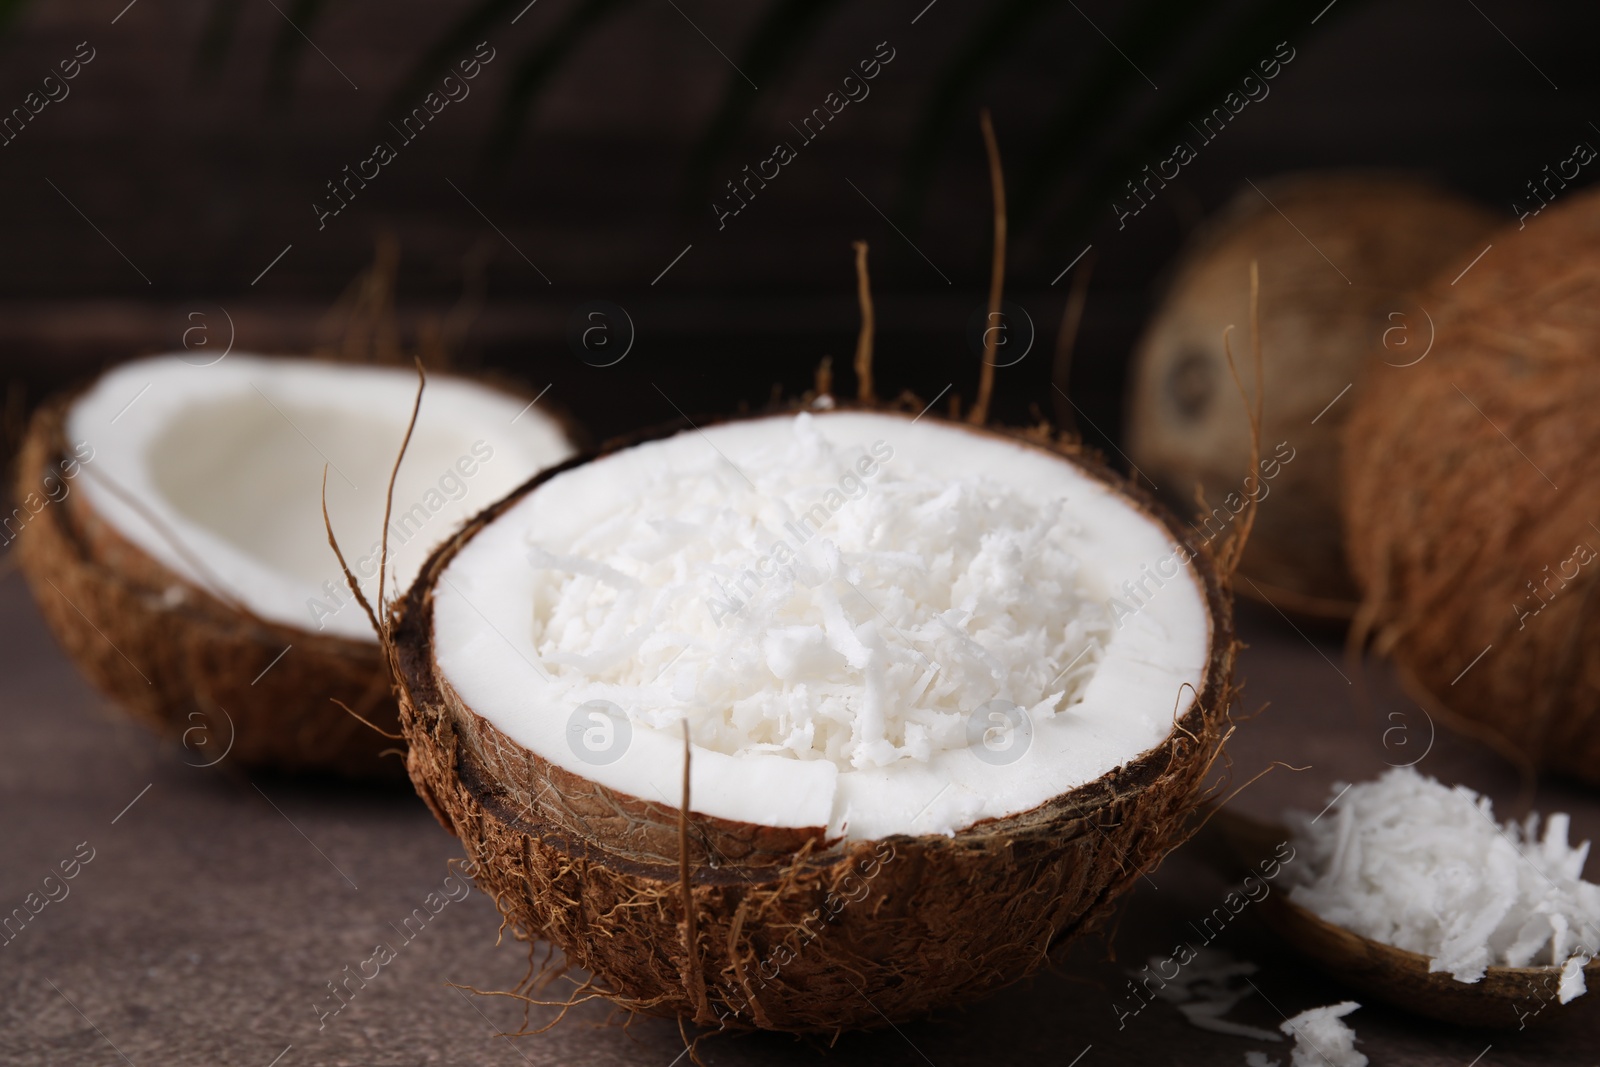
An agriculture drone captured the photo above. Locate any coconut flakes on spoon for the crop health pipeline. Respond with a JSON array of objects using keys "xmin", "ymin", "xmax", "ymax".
[{"xmin": 1286, "ymin": 766, "xmax": 1600, "ymax": 990}]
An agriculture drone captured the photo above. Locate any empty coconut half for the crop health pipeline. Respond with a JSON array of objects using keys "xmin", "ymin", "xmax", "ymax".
[
  {"xmin": 15, "ymin": 354, "xmax": 576, "ymax": 779},
  {"xmin": 392, "ymin": 404, "xmax": 1237, "ymax": 1032}
]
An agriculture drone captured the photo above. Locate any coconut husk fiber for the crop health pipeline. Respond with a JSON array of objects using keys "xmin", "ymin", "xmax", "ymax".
[
  {"xmin": 13, "ymin": 397, "xmax": 406, "ymax": 780},
  {"xmin": 389, "ymin": 408, "xmax": 1240, "ymax": 1033},
  {"xmin": 1342, "ymin": 184, "xmax": 1600, "ymax": 782}
]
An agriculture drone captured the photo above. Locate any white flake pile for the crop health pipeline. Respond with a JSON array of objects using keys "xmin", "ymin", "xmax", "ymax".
[
  {"xmin": 1246, "ymin": 1001, "xmax": 1366, "ymax": 1067},
  {"xmin": 1288, "ymin": 767, "xmax": 1600, "ymax": 990},
  {"xmin": 523, "ymin": 413, "xmax": 1111, "ymax": 771}
]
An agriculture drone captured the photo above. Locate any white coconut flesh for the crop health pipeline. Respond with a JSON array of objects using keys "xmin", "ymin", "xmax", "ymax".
[
  {"xmin": 66, "ymin": 354, "xmax": 575, "ymax": 643},
  {"xmin": 433, "ymin": 410, "xmax": 1213, "ymax": 840}
]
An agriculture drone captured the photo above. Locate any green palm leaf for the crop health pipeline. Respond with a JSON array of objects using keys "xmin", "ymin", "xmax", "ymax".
[
  {"xmin": 1031, "ymin": 0, "xmax": 1366, "ymax": 251},
  {"xmin": 0, "ymin": 0, "xmax": 33, "ymax": 34},
  {"xmin": 266, "ymin": 0, "xmax": 332, "ymax": 100},
  {"xmin": 481, "ymin": 0, "xmax": 641, "ymax": 165},
  {"xmin": 193, "ymin": 0, "xmax": 246, "ymax": 81},
  {"xmin": 384, "ymin": 0, "xmax": 525, "ymax": 121},
  {"xmin": 895, "ymin": 0, "xmax": 1054, "ymax": 229},
  {"xmin": 682, "ymin": 0, "xmax": 846, "ymax": 206},
  {"xmin": 1010, "ymin": 0, "xmax": 1213, "ymax": 227}
]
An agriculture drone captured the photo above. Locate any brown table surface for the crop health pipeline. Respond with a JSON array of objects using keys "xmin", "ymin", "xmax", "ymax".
[{"xmin": 3, "ymin": 566, "xmax": 1597, "ymax": 1066}]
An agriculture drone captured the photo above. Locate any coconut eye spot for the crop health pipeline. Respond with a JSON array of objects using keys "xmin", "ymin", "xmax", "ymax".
[{"xmin": 1166, "ymin": 344, "xmax": 1215, "ymax": 420}]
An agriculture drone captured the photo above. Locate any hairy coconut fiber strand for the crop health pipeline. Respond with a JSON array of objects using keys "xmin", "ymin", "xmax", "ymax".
[
  {"xmin": 1342, "ymin": 187, "xmax": 1600, "ymax": 782},
  {"xmin": 1129, "ymin": 174, "xmax": 1495, "ymax": 616},
  {"xmin": 15, "ymin": 400, "xmax": 405, "ymax": 780},
  {"xmin": 390, "ymin": 411, "xmax": 1238, "ymax": 1033}
]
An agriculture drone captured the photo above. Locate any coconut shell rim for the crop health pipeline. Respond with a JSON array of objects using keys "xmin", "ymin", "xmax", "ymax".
[
  {"xmin": 29, "ymin": 354, "xmax": 586, "ymax": 651},
  {"xmin": 14, "ymin": 398, "xmax": 411, "ymax": 778},
  {"xmin": 390, "ymin": 398, "xmax": 1239, "ymax": 870},
  {"xmin": 12, "ymin": 355, "xmax": 587, "ymax": 781},
  {"xmin": 25, "ymin": 395, "xmax": 387, "ymax": 655}
]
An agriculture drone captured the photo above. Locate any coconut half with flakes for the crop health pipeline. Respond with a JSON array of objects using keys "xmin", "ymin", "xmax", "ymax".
[
  {"xmin": 14, "ymin": 354, "xmax": 576, "ymax": 779},
  {"xmin": 391, "ymin": 402, "xmax": 1236, "ymax": 1031}
]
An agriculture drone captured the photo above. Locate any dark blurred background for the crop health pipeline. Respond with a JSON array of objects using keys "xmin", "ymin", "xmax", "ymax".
[{"xmin": 0, "ymin": 0, "xmax": 1594, "ymax": 453}]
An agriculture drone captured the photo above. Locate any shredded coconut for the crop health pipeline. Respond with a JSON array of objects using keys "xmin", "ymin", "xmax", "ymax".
[
  {"xmin": 1181, "ymin": 1000, "xmax": 1281, "ymax": 1042},
  {"xmin": 1278, "ymin": 1001, "xmax": 1365, "ymax": 1067},
  {"xmin": 1560, "ymin": 953, "xmax": 1589, "ymax": 1004},
  {"xmin": 1287, "ymin": 767, "xmax": 1600, "ymax": 985},
  {"xmin": 523, "ymin": 413, "xmax": 1111, "ymax": 771},
  {"xmin": 1143, "ymin": 949, "xmax": 1280, "ymax": 1041}
]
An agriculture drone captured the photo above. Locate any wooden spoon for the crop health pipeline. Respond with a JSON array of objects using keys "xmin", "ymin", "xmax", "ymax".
[{"xmin": 1213, "ymin": 809, "xmax": 1600, "ymax": 1029}]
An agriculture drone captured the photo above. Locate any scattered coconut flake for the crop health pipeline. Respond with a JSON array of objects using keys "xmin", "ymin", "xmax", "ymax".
[
  {"xmin": 1244, "ymin": 1052, "xmax": 1280, "ymax": 1067},
  {"xmin": 1278, "ymin": 1001, "xmax": 1365, "ymax": 1067},
  {"xmin": 1146, "ymin": 948, "xmax": 1261, "ymax": 1004},
  {"xmin": 1140, "ymin": 949, "xmax": 1281, "ymax": 1041},
  {"xmin": 1181, "ymin": 1000, "xmax": 1281, "ymax": 1042},
  {"xmin": 521, "ymin": 412, "xmax": 1112, "ymax": 771},
  {"xmin": 1287, "ymin": 767, "xmax": 1600, "ymax": 986},
  {"xmin": 1560, "ymin": 954, "xmax": 1589, "ymax": 1004}
]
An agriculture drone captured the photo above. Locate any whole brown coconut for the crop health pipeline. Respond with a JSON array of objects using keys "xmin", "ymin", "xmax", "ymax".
[
  {"xmin": 390, "ymin": 406, "xmax": 1238, "ymax": 1033},
  {"xmin": 1343, "ymin": 186, "xmax": 1600, "ymax": 783},
  {"xmin": 1126, "ymin": 173, "xmax": 1495, "ymax": 616},
  {"xmin": 14, "ymin": 356, "xmax": 577, "ymax": 780}
]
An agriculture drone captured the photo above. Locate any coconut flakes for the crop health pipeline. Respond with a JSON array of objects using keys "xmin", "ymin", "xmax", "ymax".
[
  {"xmin": 522, "ymin": 412, "xmax": 1112, "ymax": 771},
  {"xmin": 1141, "ymin": 949, "xmax": 1281, "ymax": 1042},
  {"xmin": 1287, "ymin": 767, "xmax": 1600, "ymax": 986},
  {"xmin": 1560, "ymin": 953, "xmax": 1588, "ymax": 1004},
  {"xmin": 1259, "ymin": 1001, "xmax": 1365, "ymax": 1067}
]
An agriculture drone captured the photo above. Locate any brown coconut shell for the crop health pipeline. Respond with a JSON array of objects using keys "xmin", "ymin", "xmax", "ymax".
[
  {"xmin": 13, "ymin": 397, "xmax": 408, "ymax": 780},
  {"xmin": 1342, "ymin": 186, "xmax": 1600, "ymax": 783},
  {"xmin": 1264, "ymin": 892, "xmax": 1600, "ymax": 1028},
  {"xmin": 1127, "ymin": 172, "xmax": 1496, "ymax": 617},
  {"xmin": 390, "ymin": 405, "xmax": 1238, "ymax": 1033}
]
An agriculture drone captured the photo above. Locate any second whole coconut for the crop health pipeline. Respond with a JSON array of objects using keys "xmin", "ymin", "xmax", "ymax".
[
  {"xmin": 1126, "ymin": 173, "xmax": 1495, "ymax": 615},
  {"xmin": 1342, "ymin": 185, "xmax": 1600, "ymax": 783}
]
